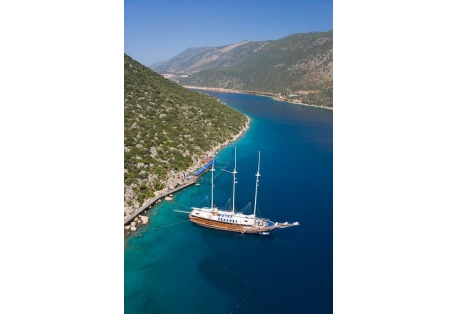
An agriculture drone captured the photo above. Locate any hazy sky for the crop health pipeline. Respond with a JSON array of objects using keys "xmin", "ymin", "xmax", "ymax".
[{"xmin": 125, "ymin": 0, "xmax": 333, "ymax": 67}]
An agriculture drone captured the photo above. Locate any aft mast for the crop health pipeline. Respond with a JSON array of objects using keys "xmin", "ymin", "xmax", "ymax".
[
  {"xmin": 253, "ymin": 151, "xmax": 261, "ymax": 218},
  {"xmin": 231, "ymin": 147, "xmax": 237, "ymax": 214}
]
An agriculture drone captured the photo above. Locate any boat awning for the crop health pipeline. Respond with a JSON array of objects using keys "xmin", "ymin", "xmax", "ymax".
[{"xmin": 194, "ymin": 159, "xmax": 216, "ymax": 176}]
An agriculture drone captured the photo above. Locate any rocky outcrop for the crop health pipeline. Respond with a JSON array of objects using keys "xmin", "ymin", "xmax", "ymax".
[
  {"xmin": 139, "ymin": 215, "xmax": 149, "ymax": 224},
  {"xmin": 150, "ymin": 147, "xmax": 157, "ymax": 158}
]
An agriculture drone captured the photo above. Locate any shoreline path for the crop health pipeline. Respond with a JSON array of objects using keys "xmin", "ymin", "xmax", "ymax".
[{"xmin": 124, "ymin": 176, "xmax": 198, "ymax": 225}]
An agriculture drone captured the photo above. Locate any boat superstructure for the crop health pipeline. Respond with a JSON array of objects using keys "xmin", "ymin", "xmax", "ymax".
[{"xmin": 188, "ymin": 148, "xmax": 299, "ymax": 234}]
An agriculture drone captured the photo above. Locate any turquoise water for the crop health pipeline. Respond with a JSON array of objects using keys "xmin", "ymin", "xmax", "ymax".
[{"xmin": 124, "ymin": 91, "xmax": 333, "ymax": 313}]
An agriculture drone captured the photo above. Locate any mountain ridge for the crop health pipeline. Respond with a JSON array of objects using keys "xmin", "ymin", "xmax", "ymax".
[{"xmin": 151, "ymin": 31, "xmax": 333, "ymax": 107}]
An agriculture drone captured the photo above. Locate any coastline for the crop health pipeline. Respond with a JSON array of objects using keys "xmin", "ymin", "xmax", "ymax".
[
  {"xmin": 183, "ymin": 85, "xmax": 333, "ymax": 110},
  {"xmin": 124, "ymin": 115, "xmax": 250, "ymax": 238}
]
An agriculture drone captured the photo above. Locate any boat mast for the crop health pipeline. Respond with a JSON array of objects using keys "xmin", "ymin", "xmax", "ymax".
[
  {"xmin": 210, "ymin": 154, "xmax": 215, "ymax": 209},
  {"xmin": 253, "ymin": 151, "xmax": 261, "ymax": 217},
  {"xmin": 231, "ymin": 147, "xmax": 237, "ymax": 213}
]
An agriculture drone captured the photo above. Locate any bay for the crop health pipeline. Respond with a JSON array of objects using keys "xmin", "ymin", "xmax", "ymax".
[{"xmin": 124, "ymin": 91, "xmax": 333, "ymax": 314}]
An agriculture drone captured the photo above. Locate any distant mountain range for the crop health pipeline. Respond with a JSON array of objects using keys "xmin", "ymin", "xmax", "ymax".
[{"xmin": 151, "ymin": 31, "xmax": 333, "ymax": 107}]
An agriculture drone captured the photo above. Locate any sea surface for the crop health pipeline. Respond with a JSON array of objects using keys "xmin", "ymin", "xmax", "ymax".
[{"xmin": 124, "ymin": 91, "xmax": 333, "ymax": 314}]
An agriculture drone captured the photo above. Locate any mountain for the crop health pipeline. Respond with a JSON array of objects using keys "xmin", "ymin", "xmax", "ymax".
[
  {"xmin": 125, "ymin": 54, "xmax": 248, "ymax": 212},
  {"xmin": 150, "ymin": 43, "xmax": 249, "ymax": 73},
  {"xmin": 151, "ymin": 31, "xmax": 333, "ymax": 107}
]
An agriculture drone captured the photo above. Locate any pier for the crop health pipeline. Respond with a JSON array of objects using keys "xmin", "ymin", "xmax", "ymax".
[
  {"xmin": 124, "ymin": 158, "xmax": 220, "ymax": 225},
  {"xmin": 124, "ymin": 176, "xmax": 198, "ymax": 225}
]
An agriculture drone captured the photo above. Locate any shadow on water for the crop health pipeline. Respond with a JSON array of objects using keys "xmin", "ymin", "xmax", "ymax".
[{"xmin": 198, "ymin": 257, "xmax": 250, "ymax": 311}]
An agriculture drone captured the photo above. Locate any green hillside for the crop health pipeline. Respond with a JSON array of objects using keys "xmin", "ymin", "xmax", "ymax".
[
  {"xmin": 125, "ymin": 54, "xmax": 248, "ymax": 211},
  {"xmin": 152, "ymin": 31, "xmax": 333, "ymax": 107}
]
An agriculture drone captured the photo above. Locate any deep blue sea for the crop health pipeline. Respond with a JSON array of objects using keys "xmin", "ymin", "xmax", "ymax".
[{"xmin": 124, "ymin": 91, "xmax": 333, "ymax": 314}]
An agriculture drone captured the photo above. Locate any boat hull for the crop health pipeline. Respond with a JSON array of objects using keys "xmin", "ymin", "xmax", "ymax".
[{"xmin": 189, "ymin": 215, "xmax": 276, "ymax": 234}]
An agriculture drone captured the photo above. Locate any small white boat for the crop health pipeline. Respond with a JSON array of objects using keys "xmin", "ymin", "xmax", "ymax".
[{"xmin": 259, "ymin": 231, "xmax": 270, "ymax": 236}]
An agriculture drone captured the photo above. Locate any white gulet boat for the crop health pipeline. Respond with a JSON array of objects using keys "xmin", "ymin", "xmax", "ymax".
[{"xmin": 180, "ymin": 147, "xmax": 299, "ymax": 235}]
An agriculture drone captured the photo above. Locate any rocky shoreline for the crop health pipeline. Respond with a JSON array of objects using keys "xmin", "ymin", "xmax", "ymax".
[
  {"xmin": 183, "ymin": 85, "xmax": 333, "ymax": 110},
  {"xmin": 124, "ymin": 117, "xmax": 250, "ymax": 238},
  {"xmin": 124, "ymin": 215, "xmax": 149, "ymax": 237}
]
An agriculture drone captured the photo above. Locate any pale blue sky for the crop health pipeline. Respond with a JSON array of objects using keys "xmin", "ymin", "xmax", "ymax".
[{"xmin": 125, "ymin": 0, "xmax": 333, "ymax": 66}]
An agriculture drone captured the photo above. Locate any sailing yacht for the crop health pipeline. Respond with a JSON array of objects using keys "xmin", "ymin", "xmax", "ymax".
[{"xmin": 188, "ymin": 148, "xmax": 299, "ymax": 234}]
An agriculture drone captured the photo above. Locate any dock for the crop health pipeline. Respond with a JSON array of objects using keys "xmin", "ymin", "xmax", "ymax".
[
  {"xmin": 124, "ymin": 159, "xmax": 217, "ymax": 226},
  {"xmin": 124, "ymin": 176, "xmax": 198, "ymax": 225}
]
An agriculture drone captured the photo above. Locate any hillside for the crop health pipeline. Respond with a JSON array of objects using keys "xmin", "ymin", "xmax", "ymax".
[
  {"xmin": 151, "ymin": 31, "xmax": 333, "ymax": 107},
  {"xmin": 125, "ymin": 54, "xmax": 248, "ymax": 213}
]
